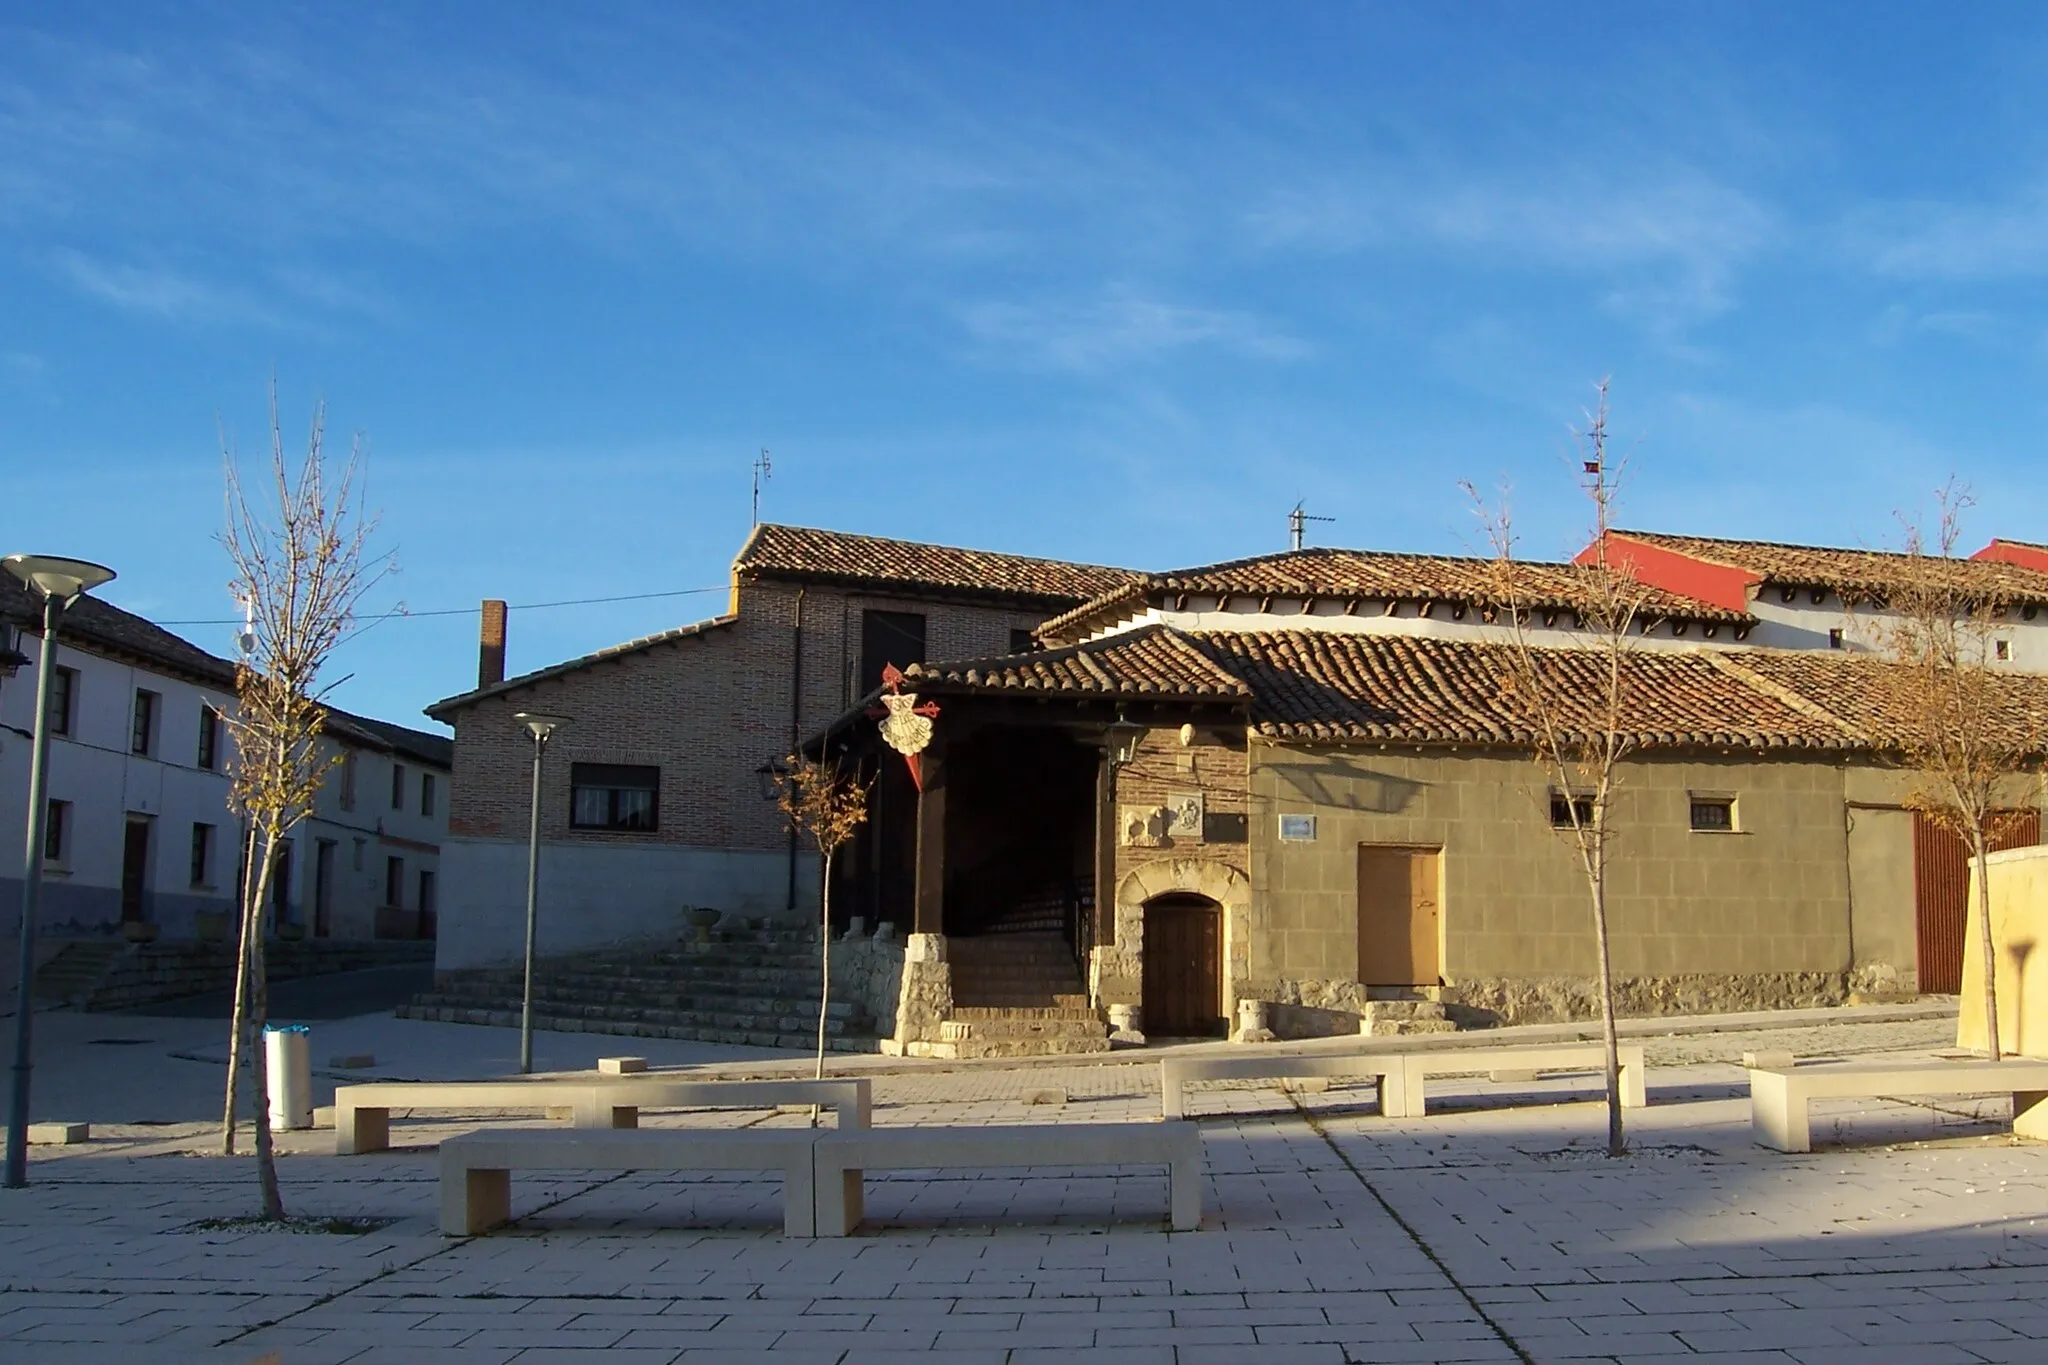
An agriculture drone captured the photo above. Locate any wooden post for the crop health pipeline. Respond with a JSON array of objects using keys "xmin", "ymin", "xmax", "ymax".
[
  {"xmin": 1094, "ymin": 750, "xmax": 1116, "ymax": 948},
  {"xmin": 912, "ymin": 747, "xmax": 946, "ymax": 936}
]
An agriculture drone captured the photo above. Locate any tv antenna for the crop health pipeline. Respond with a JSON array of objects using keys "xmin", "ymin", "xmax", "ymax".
[
  {"xmin": 1288, "ymin": 501, "xmax": 1335, "ymax": 551},
  {"xmin": 752, "ymin": 448, "xmax": 772, "ymax": 526}
]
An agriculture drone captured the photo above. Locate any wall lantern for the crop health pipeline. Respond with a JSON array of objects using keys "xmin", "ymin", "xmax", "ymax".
[{"xmin": 1104, "ymin": 709, "xmax": 1146, "ymax": 769}]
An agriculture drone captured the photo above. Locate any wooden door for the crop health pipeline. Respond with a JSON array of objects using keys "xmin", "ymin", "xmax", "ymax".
[
  {"xmin": 119, "ymin": 818, "xmax": 150, "ymax": 924},
  {"xmin": 1143, "ymin": 895, "xmax": 1224, "ymax": 1037},
  {"xmin": 313, "ymin": 841, "xmax": 335, "ymax": 939},
  {"xmin": 1357, "ymin": 844, "xmax": 1441, "ymax": 986},
  {"xmin": 1915, "ymin": 810, "xmax": 2040, "ymax": 994}
]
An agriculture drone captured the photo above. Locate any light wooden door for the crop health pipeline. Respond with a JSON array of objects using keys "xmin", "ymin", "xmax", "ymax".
[{"xmin": 1356, "ymin": 845, "xmax": 1441, "ymax": 986}]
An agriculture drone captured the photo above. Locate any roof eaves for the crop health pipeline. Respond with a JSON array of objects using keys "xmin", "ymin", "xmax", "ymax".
[{"xmin": 424, "ymin": 613, "xmax": 739, "ymax": 718}]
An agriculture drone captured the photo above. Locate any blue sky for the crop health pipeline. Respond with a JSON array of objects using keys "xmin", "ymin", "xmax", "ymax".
[{"xmin": 8, "ymin": 3, "xmax": 2048, "ymax": 729}]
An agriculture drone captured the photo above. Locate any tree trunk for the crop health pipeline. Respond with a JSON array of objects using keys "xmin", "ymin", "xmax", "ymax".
[
  {"xmin": 220, "ymin": 830, "xmax": 271, "ymax": 1157},
  {"xmin": 1590, "ymin": 852, "xmax": 1626, "ymax": 1157},
  {"xmin": 1975, "ymin": 832, "xmax": 2003, "ymax": 1062},
  {"xmin": 816, "ymin": 849, "xmax": 833, "ymax": 1082},
  {"xmin": 251, "ymin": 886, "xmax": 285, "ymax": 1221}
]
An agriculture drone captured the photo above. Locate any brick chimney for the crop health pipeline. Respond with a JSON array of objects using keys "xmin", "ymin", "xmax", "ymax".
[{"xmin": 478, "ymin": 599, "xmax": 507, "ymax": 687}]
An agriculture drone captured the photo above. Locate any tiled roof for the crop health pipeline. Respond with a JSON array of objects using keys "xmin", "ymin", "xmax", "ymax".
[
  {"xmin": 0, "ymin": 576, "xmax": 238, "ymax": 687},
  {"xmin": 325, "ymin": 709, "xmax": 454, "ymax": 768},
  {"xmin": 1726, "ymin": 650, "xmax": 2048, "ymax": 752},
  {"xmin": 906, "ymin": 624, "xmax": 1251, "ymax": 700},
  {"xmin": 1037, "ymin": 546, "xmax": 1752, "ymax": 644},
  {"xmin": 1612, "ymin": 530, "xmax": 2048, "ymax": 603},
  {"xmin": 735, "ymin": 523, "xmax": 1138, "ymax": 606},
  {"xmin": 426, "ymin": 614, "xmax": 740, "ymax": 717},
  {"xmin": 1191, "ymin": 633, "xmax": 1862, "ymax": 748}
]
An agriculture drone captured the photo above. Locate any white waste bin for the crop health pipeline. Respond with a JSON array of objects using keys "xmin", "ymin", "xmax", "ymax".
[{"xmin": 265, "ymin": 1024, "xmax": 313, "ymax": 1131}]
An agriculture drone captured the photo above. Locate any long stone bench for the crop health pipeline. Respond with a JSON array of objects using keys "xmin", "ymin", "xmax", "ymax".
[
  {"xmin": 813, "ymin": 1121, "xmax": 1202, "ymax": 1236},
  {"xmin": 336, "ymin": 1077, "xmax": 870, "ymax": 1154},
  {"xmin": 1162, "ymin": 1042, "xmax": 1646, "ymax": 1120},
  {"xmin": 1397, "ymin": 1043, "xmax": 1647, "ymax": 1118},
  {"xmin": 1749, "ymin": 1058, "xmax": 2048, "ymax": 1153},
  {"xmin": 439, "ymin": 1128, "xmax": 820, "ymax": 1237},
  {"xmin": 1161, "ymin": 1053, "xmax": 1411, "ymax": 1120}
]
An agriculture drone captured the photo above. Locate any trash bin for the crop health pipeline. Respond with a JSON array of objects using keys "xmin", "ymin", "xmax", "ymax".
[{"xmin": 265, "ymin": 1024, "xmax": 313, "ymax": 1131}]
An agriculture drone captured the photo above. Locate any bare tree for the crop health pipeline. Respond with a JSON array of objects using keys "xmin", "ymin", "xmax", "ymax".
[
  {"xmin": 1877, "ymin": 484, "xmax": 2044, "ymax": 1060},
  {"xmin": 1468, "ymin": 380, "xmax": 1654, "ymax": 1157},
  {"xmin": 218, "ymin": 387, "xmax": 389, "ymax": 1218},
  {"xmin": 775, "ymin": 755, "xmax": 871, "ymax": 1080}
]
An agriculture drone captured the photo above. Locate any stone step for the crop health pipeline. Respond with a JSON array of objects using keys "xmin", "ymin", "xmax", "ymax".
[
  {"xmin": 396, "ymin": 1005, "xmax": 878, "ymax": 1052},
  {"xmin": 947, "ymin": 1004, "xmax": 1097, "ymax": 1020},
  {"xmin": 1364, "ymin": 1018, "xmax": 1461, "ymax": 1037},
  {"xmin": 914, "ymin": 1035, "xmax": 1112, "ymax": 1060},
  {"xmin": 407, "ymin": 994, "xmax": 863, "ymax": 1033},
  {"xmin": 418, "ymin": 986, "xmax": 857, "ymax": 1017},
  {"xmin": 1361, "ymin": 1000, "xmax": 1447, "ymax": 1021},
  {"xmin": 939, "ymin": 1019, "xmax": 1107, "ymax": 1043}
]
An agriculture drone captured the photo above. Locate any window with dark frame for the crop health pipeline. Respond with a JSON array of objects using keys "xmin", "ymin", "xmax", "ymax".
[
  {"xmin": 385, "ymin": 855, "xmax": 404, "ymax": 908},
  {"xmin": 44, "ymin": 800, "xmax": 69, "ymax": 862},
  {"xmin": 190, "ymin": 823, "xmax": 213, "ymax": 887},
  {"xmin": 859, "ymin": 610, "xmax": 927, "ymax": 696},
  {"xmin": 1996, "ymin": 639, "xmax": 2013, "ymax": 661},
  {"xmin": 390, "ymin": 762, "xmax": 406, "ymax": 810},
  {"xmin": 570, "ymin": 763, "xmax": 661, "ymax": 832},
  {"xmin": 49, "ymin": 667, "xmax": 76, "ymax": 737},
  {"xmin": 1549, "ymin": 794, "xmax": 1596, "ymax": 829},
  {"xmin": 421, "ymin": 772, "xmax": 436, "ymax": 818},
  {"xmin": 339, "ymin": 751, "xmax": 357, "ymax": 811},
  {"xmin": 197, "ymin": 706, "xmax": 219, "ymax": 770},
  {"xmin": 131, "ymin": 689, "xmax": 158, "ymax": 755},
  {"xmin": 1689, "ymin": 797, "xmax": 1737, "ymax": 832}
]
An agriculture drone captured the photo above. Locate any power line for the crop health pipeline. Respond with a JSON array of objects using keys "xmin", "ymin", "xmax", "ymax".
[{"xmin": 155, "ymin": 583, "xmax": 728, "ymax": 628}]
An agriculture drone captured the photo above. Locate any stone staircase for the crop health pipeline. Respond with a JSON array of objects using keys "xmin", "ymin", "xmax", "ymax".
[
  {"xmin": 32, "ymin": 938, "xmax": 435, "ymax": 1011},
  {"xmin": 32, "ymin": 940, "xmax": 124, "ymax": 1006},
  {"xmin": 928, "ymin": 932, "xmax": 1109, "ymax": 1059},
  {"xmin": 398, "ymin": 926, "xmax": 877, "ymax": 1051},
  {"xmin": 1360, "ymin": 991, "xmax": 1459, "ymax": 1037}
]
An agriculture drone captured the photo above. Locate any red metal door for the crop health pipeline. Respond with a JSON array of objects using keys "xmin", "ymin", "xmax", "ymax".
[{"xmin": 1915, "ymin": 810, "xmax": 2040, "ymax": 994}]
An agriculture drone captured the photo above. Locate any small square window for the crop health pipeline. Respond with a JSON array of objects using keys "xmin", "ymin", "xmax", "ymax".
[
  {"xmin": 1996, "ymin": 639, "xmax": 2013, "ymax": 661},
  {"xmin": 1278, "ymin": 813, "xmax": 1317, "ymax": 842},
  {"xmin": 1827, "ymin": 628, "xmax": 1844, "ymax": 649},
  {"xmin": 1550, "ymin": 794, "xmax": 1596, "ymax": 829},
  {"xmin": 1690, "ymin": 797, "xmax": 1737, "ymax": 832}
]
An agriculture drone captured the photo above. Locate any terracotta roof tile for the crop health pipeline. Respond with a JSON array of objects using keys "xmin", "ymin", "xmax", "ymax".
[
  {"xmin": 1613, "ymin": 530, "xmax": 2048, "ymax": 604},
  {"xmin": 735, "ymin": 523, "xmax": 1138, "ymax": 605},
  {"xmin": 0, "ymin": 575, "xmax": 238, "ymax": 687},
  {"xmin": 1037, "ymin": 546, "xmax": 1751, "ymax": 644},
  {"xmin": 906, "ymin": 624, "xmax": 1250, "ymax": 700},
  {"xmin": 1727, "ymin": 650, "xmax": 2048, "ymax": 752}
]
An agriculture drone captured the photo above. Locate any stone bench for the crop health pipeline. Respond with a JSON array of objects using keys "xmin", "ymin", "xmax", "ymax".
[
  {"xmin": 439, "ymin": 1128, "xmax": 820, "ymax": 1237},
  {"xmin": 1161, "ymin": 1053, "xmax": 1411, "ymax": 1120},
  {"xmin": 1749, "ymin": 1058, "xmax": 2048, "ymax": 1153},
  {"xmin": 336, "ymin": 1077, "xmax": 870, "ymax": 1154},
  {"xmin": 813, "ymin": 1121, "xmax": 1202, "ymax": 1236},
  {"xmin": 1395, "ymin": 1043, "xmax": 1647, "ymax": 1118}
]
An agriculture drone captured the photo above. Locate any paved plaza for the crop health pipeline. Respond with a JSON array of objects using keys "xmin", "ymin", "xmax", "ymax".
[{"xmin": 2, "ymin": 990, "xmax": 2044, "ymax": 1363}]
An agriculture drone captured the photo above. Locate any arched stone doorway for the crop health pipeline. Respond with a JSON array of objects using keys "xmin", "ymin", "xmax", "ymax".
[
  {"xmin": 1142, "ymin": 893, "xmax": 1224, "ymax": 1037},
  {"xmin": 1100, "ymin": 858, "xmax": 1251, "ymax": 1034}
]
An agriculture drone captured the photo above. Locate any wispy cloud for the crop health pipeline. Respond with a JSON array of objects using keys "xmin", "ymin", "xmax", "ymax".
[
  {"xmin": 50, "ymin": 248, "xmax": 394, "ymax": 330},
  {"xmin": 1847, "ymin": 187, "xmax": 2048, "ymax": 279},
  {"xmin": 960, "ymin": 290, "xmax": 1309, "ymax": 374}
]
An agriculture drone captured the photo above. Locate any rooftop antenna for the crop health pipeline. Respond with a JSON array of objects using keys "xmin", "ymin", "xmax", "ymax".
[
  {"xmin": 752, "ymin": 448, "xmax": 772, "ymax": 526},
  {"xmin": 1288, "ymin": 501, "xmax": 1335, "ymax": 552}
]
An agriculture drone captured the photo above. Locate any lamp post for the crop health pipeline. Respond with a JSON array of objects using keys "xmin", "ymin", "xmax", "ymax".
[
  {"xmin": 4, "ymin": 554, "xmax": 116, "ymax": 1190},
  {"xmin": 513, "ymin": 712, "xmax": 569, "ymax": 1075}
]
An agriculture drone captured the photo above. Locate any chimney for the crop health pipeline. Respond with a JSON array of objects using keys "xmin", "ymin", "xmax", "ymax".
[{"xmin": 478, "ymin": 599, "xmax": 507, "ymax": 687}]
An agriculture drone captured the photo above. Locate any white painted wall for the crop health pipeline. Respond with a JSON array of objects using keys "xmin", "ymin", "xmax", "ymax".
[
  {"xmin": 277, "ymin": 736, "xmax": 449, "ymax": 941},
  {"xmin": 0, "ymin": 632, "xmax": 237, "ymax": 940},
  {"xmin": 1744, "ymin": 595, "xmax": 2048, "ymax": 671},
  {"xmin": 436, "ymin": 837, "xmax": 817, "ymax": 970}
]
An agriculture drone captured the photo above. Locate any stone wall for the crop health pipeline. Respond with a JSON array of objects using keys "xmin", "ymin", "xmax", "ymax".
[
  {"xmin": 828, "ymin": 920, "xmax": 906, "ymax": 1039},
  {"xmin": 881, "ymin": 931, "xmax": 953, "ymax": 1056}
]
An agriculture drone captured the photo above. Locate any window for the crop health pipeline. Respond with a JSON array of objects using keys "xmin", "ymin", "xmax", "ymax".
[
  {"xmin": 1996, "ymin": 639, "xmax": 2013, "ymax": 661},
  {"xmin": 1550, "ymin": 794, "xmax": 1597, "ymax": 828},
  {"xmin": 418, "ymin": 869, "xmax": 437, "ymax": 917},
  {"xmin": 131, "ymin": 689, "xmax": 158, "ymax": 755},
  {"xmin": 390, "ymin": 762, "xmax": 406, "ymax": 810},
  {"xmin": 571, "ymin": 763, "xmax": 661, "ymax": 832},
  {"xmin": 351, "ymin": 838, "xmax": 365, "ymax": 872},
  {"xmin": 859, "ymin": 610, "xmax": 926, "ymax": 696},
  {"xmin": 1008, "ymin": 627, "xmax": 1037, "ymax": 655},
  {"xmin": 421, "ymin": 772, "xmax": 436, "ymax": 818},
  {"xmin": 197, "ymin": 706, "xmax": 219, "ymax": 770},
  {"xmin": 339, "ymin": 751, "xmax": 357, "ymax": 811},
  {"xmin": 385, "ymin": 856, "xmax": 405, "ymax": 909},
  {"xmin": 1689, "ymin": 797, "xmax": 1737, "ymax": 832},
  {"xmin": 44, "ymin": 800, "xmax": 69, "ymax": 863},
  {"xmin": 1827, "ymin": 628, "xmax": 1844, "ymax": 650},
  {"xmin": 48, "ymin": 667, "xmax": 76, "ymax": 737},
  {"xmin": 190, "ymin": 823, "xmax": 214, "ymax": 887}
]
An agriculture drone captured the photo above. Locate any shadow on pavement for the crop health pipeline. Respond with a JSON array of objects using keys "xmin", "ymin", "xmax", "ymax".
[{"xmin": 120, "ymin": 964, "xmax": 433, "ymax": 1022}]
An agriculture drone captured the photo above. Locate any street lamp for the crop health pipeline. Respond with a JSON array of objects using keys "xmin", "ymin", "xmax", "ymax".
[
  {"xmin": 4, "ymin": 553, "xmax": 116, "ymax": 1190},
  {"xmin": 513, "ymin": 711, "xmax": 570, "ymax": 1075}
]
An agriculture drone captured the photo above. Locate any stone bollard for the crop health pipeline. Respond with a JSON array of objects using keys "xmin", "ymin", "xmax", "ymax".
[
  {"xmin": 1236, "ymin": 999, "xmax": 1276, "ymax": 1044},
  {"xmin": 1108, "ymin": 1003, "xmax": 1146, "ymax": 1046}
]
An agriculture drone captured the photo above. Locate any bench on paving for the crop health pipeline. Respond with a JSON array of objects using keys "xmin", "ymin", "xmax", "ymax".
[
  {"xmin": 813, "ymin": 1121, "xmax": 1202, "ymax": 1236},
  {"xmin": 439, "ymin": 1128, "xmax": 820, "ymax": 1237},
  {"xmin": 1748, "ymin": 1058, "xmax": 2048, "ymax": 1153},
  {"xmin": 1395, "ymin": 1043, "xmax": 1647, "ymax": 1118},
  {"xmin": 336, "ymin": 1077, "xmax": 870, "ymax": 1154},
  {"xmin": 1161, "ymin": 1053, "xmax": 1411, "ymax": 1119}
]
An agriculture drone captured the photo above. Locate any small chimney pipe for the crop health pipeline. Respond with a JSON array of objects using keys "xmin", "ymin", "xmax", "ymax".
[{"xmin": 479, "ymin": 599, "xmax": 507, "ymax": 687}]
